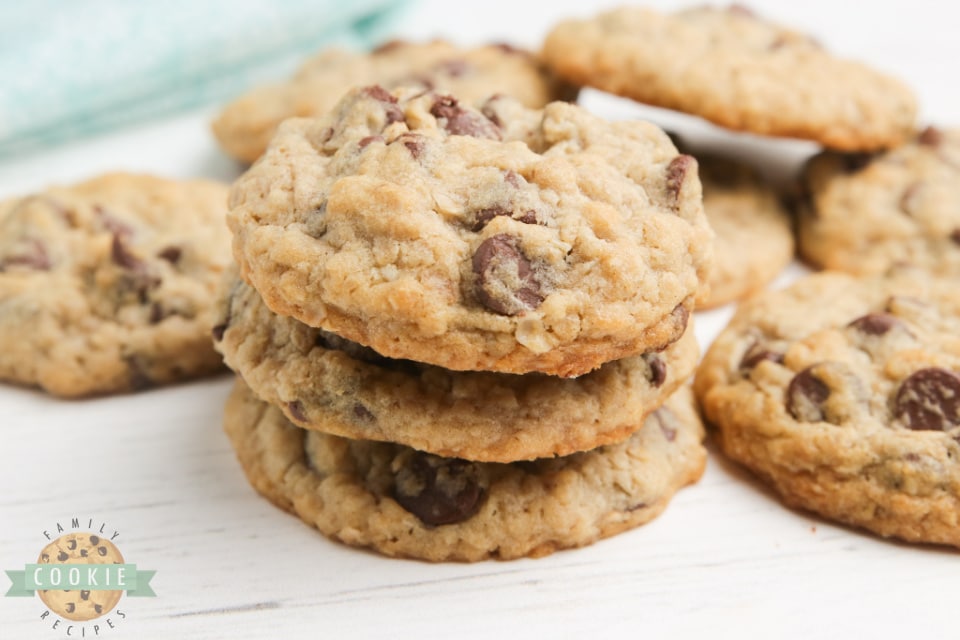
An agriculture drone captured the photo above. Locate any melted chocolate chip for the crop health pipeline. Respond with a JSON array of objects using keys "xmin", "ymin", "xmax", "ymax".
[
  {"xmin": 739, "ymin": 344, "xmax": 785, "ymax": 371},
  {"xmin": 847, "ymin": 313, "xmax": 901, "ymax": 336},
  {"xmin": 360, "ymin": 85, "xmax": 404, "ymax": 125},
  {"xmin": 503, "ymin": 170, "xmax": 522, "ymax": 187},
  {"xmin": 398, "ymin": 133, "xmax": 424, "ymax": 159},
  {"xmin": 894, "ymin": 367, "xmax": 960, "ymax": 431},
  {"xmin": 918, "ymin": 126, "xmax": 944, "ymax": 146},
  {"xmin": 1, "ymin": 239, "xmax": 51, "ymax": 271},
  {"xmin": 642, "ymin": 353, "xmax": 667, "ymax": 388},
  {"xmin": 358, "ymin": 135, "xmax": 382, "ymax": 149},
  {"xmin": 157, "ymin": 246, "xmax": 182, "ymax": 264},
  {"xmin": 670, "ymin": 303, "xmax": 690, "ymax": 336},
  {"xmin": 287, "ymin": 401, "xmax": 307, "ymax": 423},
  {"xmin": 392, "ymin": 454, "xmax": 483, "ymax": 526},
  {"xmin": 353, "ymin": 404, "xmax": 375, "ymax": 421},
  {"xmin": 786, "ymin": 366, "xmax": 831, "ymax": 422},
  {"xmin": 472, "ymin": 234, "xmax": 543, "ymax": 315},
  {"xmin": 430, "ymin": 95, "xmax": 501, "ymax": 139},
  {"xmin": 841, "ymin": 153, "xmax": 874, "ymax": 173},
  {"xmin": 149, "ymin": 302, "xmax": 165, "ymax": 324},
  {"xmin": 666, "ymin": 155, "xmax": 696, "ymax": 203},
  {"xmin": 57, "ymin": 551, "xmax": 69, "ymax": 561},
  {"xmin": 211, "ymin": 323, "xmax": 228, "ymax": 342},
  {"xmin": 471, "ymin": 205, "xmax": 537, "ymax": 231},
  {"xmin": 480, "ymin": 100, "xmax": 503, "ymax": 128},
  {"xmin": 110, "ymin": 234, "xmax": 143, "ymax": 270}
]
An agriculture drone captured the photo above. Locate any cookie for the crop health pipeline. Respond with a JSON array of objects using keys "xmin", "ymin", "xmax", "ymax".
[
  {"xmin": 213, "ymin": 273, "xmax": 699, "ymax": 461},
  {"xmin": 798, "ymin": 126, "xmax": 960, "ymax": 276},
  {"xmin": 694, "ymin": 154, "xmax": 794, "ymax": 309},
  {"xmin": 37, "ymin": 533, "xmax": 124, "ymax": 622},
  {"xmin": 224, "ymin": 378, "xmax": 706, "ymax": 562},
  {"xmin": 542, "ymin": 5, "xmax": 916, "ymax": 151},
  {"xmin": 227, "ymin": 86, "xmax": 713, "ymax": 377},
  {"xmin": 694, "ymin": 271, "xmax": 960, "ymax": 547},
  {"xmin": 0, "ymin": 173, "xmax": 231, "ymax": 397},
  {"xmin": 212, "ymin": 40, "xmax": 577, "ymax": 163}
]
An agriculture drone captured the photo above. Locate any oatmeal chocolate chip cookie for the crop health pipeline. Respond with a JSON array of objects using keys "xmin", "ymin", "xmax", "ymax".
[
  {"xmin": 37, "ymin": 533, "xmax": 124, "ymax": 622},
  {"xmin": 212, "ymin": 40, "xmax": 577, "ymax": 163},
  {"xmin": 213, "ymin": 273, "xmax": 699, "ymax": 462},
  {"xmin": 797, "ymin": 126, "xmax": 960, "ymax": 276},
  {"xmin": 224, "ymin": 378, "xmax": 706, "ymax": 562},
  {"xmin": 0, "ymin": 173, "xmax": 231, "ymax": 397},
  {"xmin": 228, "ymin": 86, "xmax": 713, "ymax": 377},
  {"xmin": 542, "ymin": 5, "xmax": 916, "ymax": 151},
  {"xmin": 691, "ymin": 154, "xmax": 794, "ymax": 309},
  {"xmin": 694, "ymin": 271, "xmax": 960, "ymax": 547}
]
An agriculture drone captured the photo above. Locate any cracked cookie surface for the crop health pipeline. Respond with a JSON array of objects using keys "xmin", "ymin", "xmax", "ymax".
[
  {"xmin": 214, "ymin": 273, "xmax": 699, "ymax": 462},
  {"xmin": 694, "ymin": 271, "xmax": 960, "ymax": 547},
  {"xmin": 0, "ymin": 173, "xmax": 231, "ymax": 397},
  {"xmin": 224, "ymin": 378, "xmax": 706, "ymax": 562},
  {"xmin": 212, "ymin": 40, "xmax": 576, "ymax": 163},
  {"xmin": 543, "ymin": 5, "xmax": 916, "ymax": 151},
  {"xmin": 227, "ymin": 86, "xmax": 712, "ymax": 377}
]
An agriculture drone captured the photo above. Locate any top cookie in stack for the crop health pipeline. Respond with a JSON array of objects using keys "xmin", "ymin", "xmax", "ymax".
[{"xmin": 226, "ymin": 85, "xmax": 713, "ymax": 378}]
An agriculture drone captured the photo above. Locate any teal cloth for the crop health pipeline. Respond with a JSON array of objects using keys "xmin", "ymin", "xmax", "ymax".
[{"xmin": 0, "ymin": 0, "xmax": 408, "ymax": 157}]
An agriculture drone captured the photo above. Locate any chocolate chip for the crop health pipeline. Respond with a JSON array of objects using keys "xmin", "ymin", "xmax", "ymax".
[
  {"xmin": 951, "ymin": 229, "xmax": 960, "ymax": 245},
  {"xmin": 111, "ymin": 234, "xmax": 143, "ymax": 270},
  {"xmin": 1, "ymin": 239, "xmax": 51, "ymax": 271},
  {"xmin": 315, "ymin": 329, "xmax": 389, "ymax": 364},
  {"xmin": 66, "ymin": 603, "xmax": 75, "ymax": 614},
  {"xmin": 97, "ymin": 546, "xmax": 107, "ymax": 556},
  {"xmin": 149, "ymin": 302, "xmax": 165, "ymax": 324},
  {"xmin": 127, "ymin": 358, "xmax": 154, "ymax": 391},
  {"xmin": 786, "ymin": 366, "xmax": 830, "ymax": 422},
  {"xmin": 841, "ymin": 153, "xmax": 874, "ymax": 173},
  {"xmin": 397, "ymin": 133, "xmax": 424, "ymax": 159},
  {"xmin": 41, "ymin": 553, "xmax": 49, "ymax": 562},
  {"xmin": 304, "ymin": 202, "xmax": 327, "ymax": 239},
  {"xmin": 652, "ymin": 407, "xmax": 677, "ymax": 441},
  {"xmin": 94, "ymin": 604, "xmax": 103, "ymax": 614},
  {"xmin": 503, "ymin": 170, "xmax": 522, "ymax": 187},
  {"xmin": 491, "ymin": 42, "xmax": 527, "ymax": 56},
  {"xmin": 480, "ymin": 100, "xmax": 503, "ymax": 128},
  {"xmin": 157, "ymin": 246, "xmax": 182, "ymax": 264},
  {"xmin": 894, "ymin": 367, "xmax": 960, "ymax": 431},
  {"xmin": 67, "ymin": 539, "xmax": 77, "ymax": 550},
  {"xmin": 80, "ymin": 590, "xmax": 90, "ymax": 601},
  {"xmin": 847, "ymin": 313, "xmax": 902, "ymax": 336},
  {"xmin": 670, "ymin": 303, "xmax": 690, "ymax": 336},
  {"xmin": 433, "ymin": 59, "xmax": 471, "ymax": 77},
  {"xmin": 642, "ymin": 353, "xmax": 667, "ymax": 387},
  {"xmin": 739, "ymin": 344, "xmax": 785, "ymax": 371},
  {"xmin": 353, "ymin": 404, "xmax": 374, "ymax": 421},
  {"xmin": 666, "ymin": 155, "xmax": 696, "ymax": 203},
  {"xmin": 430, "ymin": 95, "xmax": 501, "ymax": 139},
  {"xmin": 372, "ymin": 39, "xmax": 406, "ymax": 55},
  {"xmin": 918, "ymin": 126, "xmax": 944, "ymax": 146},
  {"xmin": 57, "ymin": 551, "xmax": 68, "ymax": 561},
  {"xmin": 80, "ymin": 549, "xmax": 88, "ymax": 557},
  {"xmin": 392, "ymin": 453, "xmax": 483, "ymax": 526},
  {"xmin": 471, "ymin": 205, "xmax": 537, "ymax": 231},
  {"xmin": 211, "ymin": 323, "xmax": 228, "ymax": 342},
  {"xmin": 627, "ymin": 502, "xmax": 648, "ymax": 512},
  {"xmin": 287, "ymin": 401, "xmax": 307, "ymax": 423},
  {"xmin": 358, "ymin": 135, "xmax": 382, "ymax": 149},
  {"xmin": 472, "ymin": 234, "xmax": 543, "ymax": 315},
  {"xmin": 360, "ymin": 85, "xmax": 403, "ymax": 125}
]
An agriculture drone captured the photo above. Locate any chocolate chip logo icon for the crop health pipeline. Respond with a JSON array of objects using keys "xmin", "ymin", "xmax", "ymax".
[{"xmin": 36, "ymin": 534, "xmax": 125, "ymax": 622}]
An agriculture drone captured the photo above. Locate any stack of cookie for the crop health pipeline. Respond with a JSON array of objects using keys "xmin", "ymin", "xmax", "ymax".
[{"xmin": 215, "ymin": 84, "xmax": 714, "ymax": 561}]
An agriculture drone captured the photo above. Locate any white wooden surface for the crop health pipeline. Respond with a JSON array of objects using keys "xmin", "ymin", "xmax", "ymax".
[{"xmin": 2, "ymin": 2, "xmax": 958, "ymax": 638}]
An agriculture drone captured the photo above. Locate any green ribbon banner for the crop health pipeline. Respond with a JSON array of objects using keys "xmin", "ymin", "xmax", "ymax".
[{"xmin": 5, "ymin": 564, "xmax": 156, "ymax": 597}]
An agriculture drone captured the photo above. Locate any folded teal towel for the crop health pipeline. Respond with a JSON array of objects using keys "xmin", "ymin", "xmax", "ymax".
[{"xmin": 0, "ymin": 0, "xmax": 407, "ymax": 157}]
